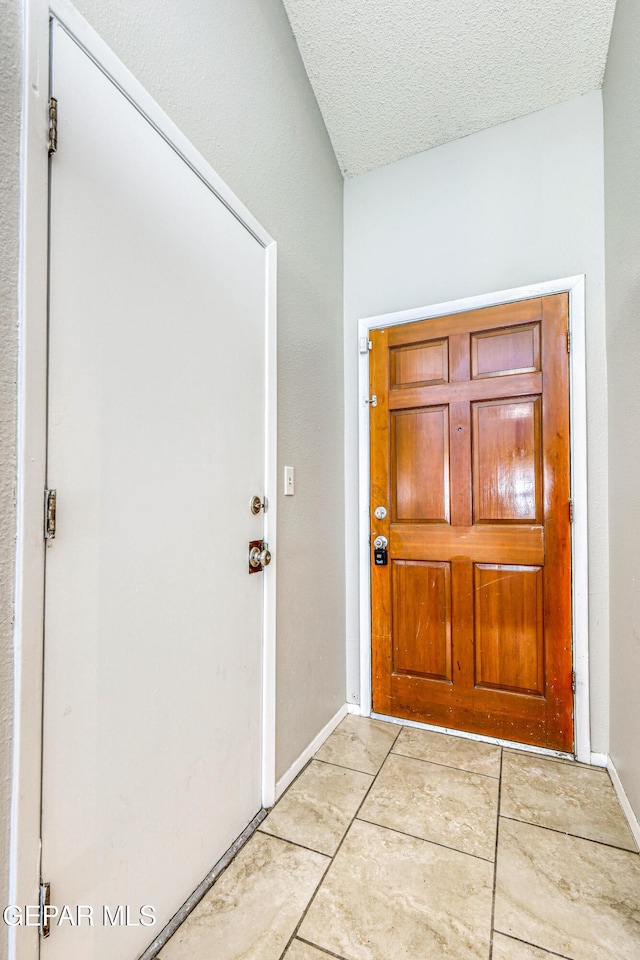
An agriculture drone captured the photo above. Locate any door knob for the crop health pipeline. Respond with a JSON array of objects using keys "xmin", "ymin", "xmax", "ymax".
[
  {"xmin": 373, "ymin": 535, "xmax": 388, "ymax": 567},
  {"xmin": 249, "ymin": 541, "xmax": 271, "ymax": 573}
]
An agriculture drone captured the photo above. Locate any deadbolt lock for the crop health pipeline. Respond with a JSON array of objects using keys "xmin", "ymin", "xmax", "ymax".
[
  {"xmin": 249, "ymin": 540, "xmax": 272, "ymax": 573},
  {"xmin": 250, "ymin": 495, "xmax": 268, "ymax": 515}
]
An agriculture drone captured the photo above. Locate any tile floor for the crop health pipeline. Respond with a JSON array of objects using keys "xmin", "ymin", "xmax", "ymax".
[{"xmin": 158, "ymin": 715, "xmax": 640, "ymax": 960}]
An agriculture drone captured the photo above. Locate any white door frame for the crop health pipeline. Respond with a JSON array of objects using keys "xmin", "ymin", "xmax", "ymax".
[
  {"xmin": 12, "ymin": 4, "xmax": 277, "ymax": 957},
  {"xmin": 357, "ymin": 276, "xmax": 590, "ymax": 763}
]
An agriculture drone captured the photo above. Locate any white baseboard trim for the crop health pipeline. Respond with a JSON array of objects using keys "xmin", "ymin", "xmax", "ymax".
[
  {"xmin": 590, "ymin": 752, "xmax": 608, "ymax": 767},
  {"xmin": 607, "ymin": 756, "xmax": 640, "ymax": 850},
  {"xmin": 274, "ymin": 703, "xmax": 348, "ymax": 802},
  {"xmin": 346, "ymin": 703, "xmax": 362, "ymax": 715}
]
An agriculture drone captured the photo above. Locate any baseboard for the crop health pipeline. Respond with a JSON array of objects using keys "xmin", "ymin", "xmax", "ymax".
[
  {"xmin": 274, "ymin": 703, "xmax": 348, "ymax": 801},
  {"xmin": 590, "ymin": 752, "xmax": 608, "ymax": 767},
  {"xmin": 346, "ymin": 703, "xmax": 362, "ymax": 715},
  {"xmin": 607, "ymin": 756, "xmax": 640, "ymax": 850}
]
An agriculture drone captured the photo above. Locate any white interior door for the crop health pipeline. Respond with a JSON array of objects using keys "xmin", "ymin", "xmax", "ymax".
[{"xmin": 41, "ymin": 21, "xmax": 269, "ymax": 959}]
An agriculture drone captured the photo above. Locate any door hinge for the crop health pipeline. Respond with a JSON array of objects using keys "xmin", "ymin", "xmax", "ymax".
[
  {"xmin": 44, "ymin": 489, "xmax": 57, "ymax": 539},
  {"xmin": 48, "ymin": 97, "xmax": 58, "ymax": 155},
  {"xmin": 39, "ymin": 881, "xmax": 51, "ymax": 938},
  {"xmin": 569, "ymin": 499, "xmax": 574, "ymax": 524},
  {"xmin": 359, "ymin": 336, "xmax": 372, "ymax": 354},
  {"xmin": 571, "ymin": 671, "xmax": 576, "ymax": 694},
  {"xmin": 567, "ymin": 329, "xmax": 571, "ymax": 354}
]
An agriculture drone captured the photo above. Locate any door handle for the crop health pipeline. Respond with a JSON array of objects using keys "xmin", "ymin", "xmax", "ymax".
[
  {"xmin": 373, "ymin": 535, "xmax": 388, "ymax": 566},
  {"xmin": 249, "ymin": 541, "xmax": 271, "ymax": 573}
]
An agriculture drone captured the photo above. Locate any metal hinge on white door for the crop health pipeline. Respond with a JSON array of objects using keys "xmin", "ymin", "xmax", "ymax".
[
  {"xmin": 44, "ymin": 489, "xmax": 57, "ymax": 539},
  {"xmin": 39, "ymin": 881, "xmax": 51, "ymax": 938},
  {"xmin": 48, "ymin": 97, "xmax": 58, "ymax": 155},
  {"xmin": 569, "ymin": 499, "xmax": 574, "ymax": 524}
]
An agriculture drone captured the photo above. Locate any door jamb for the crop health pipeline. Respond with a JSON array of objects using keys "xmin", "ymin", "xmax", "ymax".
[
  {"xmin": 12, "ymin": 5, "xmax": 277, "ymax": 957},
  {"xmin": 357, "ymin": 276, "xmax": 590, "ymax": 763}
]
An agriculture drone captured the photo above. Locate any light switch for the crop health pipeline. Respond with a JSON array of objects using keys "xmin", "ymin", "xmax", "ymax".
[{"xmin": 284, "ymin": 466, "xmax": 294, "ymax": 496}]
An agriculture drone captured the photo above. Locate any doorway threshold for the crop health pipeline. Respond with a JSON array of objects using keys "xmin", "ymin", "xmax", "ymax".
[{"xmin": 370, "ymin": 711, "xmax": 575, "ymax": 763}]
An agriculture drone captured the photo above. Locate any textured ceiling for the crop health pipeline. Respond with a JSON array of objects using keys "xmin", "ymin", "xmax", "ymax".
[{"xmin": 282, "ymin": 0, "xmax": 618, "ymax": 177}]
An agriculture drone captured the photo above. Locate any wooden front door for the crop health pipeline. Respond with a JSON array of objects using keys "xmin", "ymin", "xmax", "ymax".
[{"xmin": 370, "ymin": 295, "xmax": 573, "ymax": 752}]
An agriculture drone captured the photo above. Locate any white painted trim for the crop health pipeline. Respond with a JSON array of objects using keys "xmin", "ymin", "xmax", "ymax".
[
  {"xmin": 358, "ymin": 276, "xmax": 590, "ymax": 761},
  {"xmin": 370, "ymin": 712, "xmax": 574, "ymax": 762},
  {"xmin": 261, "ymin": 241, "xmax": 278, "ymax": 809},
  {"xmin": 346, "ymin": 703, "xmax": 362, "ymax": 715},
  {"xmin": 11, "ymin": 9, "xmax": 277, "ymax": 954},
  {"xmin": 567, "ymin": 278, "xmax": 590, "ymax": 763},
  {"xmin": 607, "ymin": 757, "xmax": 640, "ymax": 850},
  {"xmin": 591, "ymin": 752, "xmax": 608, "ymax": 767},
  {"xmin": 358, "ymin": 359, "xmax": 373, "ymax": 717},
  {"xmin": 10, "ymin": 3, "xmax": 51, "ymax": 958},
  {"xmin": 275, "ymin": 704, "xmax": 348, "ymax": 801}
]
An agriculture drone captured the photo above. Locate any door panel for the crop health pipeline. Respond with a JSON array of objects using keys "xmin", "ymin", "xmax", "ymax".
[
  {"xmin": 42, "ymin": 24, "xmax": 267, "ymax": 960},
  {"xmin": 471, "ymin": 323, "xmax": 540, "ymax": 378},
  {"xmin": 474, "ymin": 564, "xmax": 544, "ymax": 695},
  {"xmin": 392, "ymin": 561, "xmax": 452, "ymax": 681},
  {"xmin": 370, "ymin": 295, "xmax": 573, "ymax": 751},
  {"xmin": 472, "ymin": 397, "xmax": 542, "ymax": 523},
  {"xmin": 391, "ymin": 339, "xmax": 449, "ymax": 387},
  {"xmin": 392, "ymin": 407, "xmax": 450, "ymax": 521}
]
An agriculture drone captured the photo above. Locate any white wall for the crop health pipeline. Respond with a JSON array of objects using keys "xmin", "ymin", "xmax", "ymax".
[
  {"xmin": 344, "ymin": 91, "xmax": 609, "ymax": 752},
  {"xmin": 603, "ymin": 0, "xmax": 640, "ymax": 819}
]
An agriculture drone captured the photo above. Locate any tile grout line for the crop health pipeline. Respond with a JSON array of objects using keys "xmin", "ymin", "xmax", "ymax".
[
  {"xmin": 271, "ymin": 811, "xmax": 342, "ymax": 959},
  {"xmin": 255, "ymin": 827, "xmax": 336, "ymax": 860},
  {"xmin": 275, "ymin": 725, "xmax": 402, "ymax": 960},
  {"xmin": 313, "ymin": 755, "xmax": 386, "ymax": 778},
  {"xmin": 295, "ymin": 935, "xmax": 351, "ymax": 960},
  {"xmin": 498, "ymin": 814, "xmax": 639, "ymax": 854},
  {"xmin": 390, "ymin": 747, "xmax": 501, "ymax": 779},
  {"xmin": 493, "ymin": 930, "xmax": 577, "ymax": 960},
  {"xmin": 354, "ymin": 814, "xmax": 497, "ymax": 864},
  {"xmin": 488, "ymin": 745, "xmax": 503, "ymax": 960}
]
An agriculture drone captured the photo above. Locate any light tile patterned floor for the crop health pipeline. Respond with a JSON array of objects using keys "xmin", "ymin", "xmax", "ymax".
[{"xmin": 159, "ymin": 715, "xmax": 640, "ymax": 960}]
